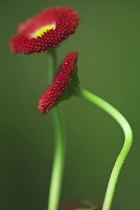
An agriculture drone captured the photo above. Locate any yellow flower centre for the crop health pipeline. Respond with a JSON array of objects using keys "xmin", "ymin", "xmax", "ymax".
[{"xmin": 32, "ymin": 23, "xmax": 56, "ymax": 38}]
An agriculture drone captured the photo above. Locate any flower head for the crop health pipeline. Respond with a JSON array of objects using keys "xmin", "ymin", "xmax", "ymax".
[
  {"xmin": 9, "ymin": 7, "xmax": 80, "ymax": 54},
  {"xmin": 38, "ymin": 52, "xmax": 78, "ymax": 113}
]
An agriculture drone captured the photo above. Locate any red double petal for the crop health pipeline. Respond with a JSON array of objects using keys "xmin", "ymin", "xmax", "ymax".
[
  {"xmin": 38, "ymin": 52, "xmax": 78, "ymax": 113},
  {"xmin": 9, "ymin": 7, "xmax": 80, "ymax": 54}
]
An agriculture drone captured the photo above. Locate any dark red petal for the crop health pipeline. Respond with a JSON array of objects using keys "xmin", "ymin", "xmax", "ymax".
[
  {"xmin": 9, "ymin": 7, "xmax": 80, "ymax": 54},
  {"xmin": 38, "ymin": 52, "xmax": 78, "ymax": 113}
]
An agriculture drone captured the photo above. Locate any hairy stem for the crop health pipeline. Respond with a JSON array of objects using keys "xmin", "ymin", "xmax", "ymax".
[{"xmin": 75, "ymin": 87, "xmax": 133, "ymax": 210}]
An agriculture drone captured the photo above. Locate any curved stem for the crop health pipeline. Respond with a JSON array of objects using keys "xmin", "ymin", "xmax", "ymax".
[
  {"xmin": 75, "ymin": 87, "xmax": 133, "ymax": 210},
  {"xmin": 47, "ymin": 49, "xmax": 66, "ymax": 210}
]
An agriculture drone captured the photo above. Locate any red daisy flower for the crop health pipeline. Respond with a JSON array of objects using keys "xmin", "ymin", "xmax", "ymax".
[
  {"xmin": 9, "ymin": 7, "xmax": 80, "ymax": 54},
  {"xmin": 38, "ymin": 52, "xmax": 78, "ymax": 113}
]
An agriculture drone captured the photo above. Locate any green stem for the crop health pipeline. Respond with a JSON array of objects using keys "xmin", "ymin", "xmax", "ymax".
[
  {"xmin": 48, "ymin": 105, "xmax": 65, "ymax": 210},
  {"xmin": 47, "ymin": 49, "xmax": 66, "ymax": 210},
  {"xmin": 75, "ymin": 87, "xmax": 133, "ymax": 210},
  {"xmin": 47, "ymin": 48, "xmax": 57, "ymax": 85}
]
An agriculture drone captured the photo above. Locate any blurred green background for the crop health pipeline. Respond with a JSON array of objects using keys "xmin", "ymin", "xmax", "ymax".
[{"xmin": 1, "ymin": 0, "xmax": 140, "ymax": 209}]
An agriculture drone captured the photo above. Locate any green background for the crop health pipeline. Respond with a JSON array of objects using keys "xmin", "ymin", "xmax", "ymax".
[{"xmin": 1, "ymin": 0, "xmax": 140, "ymax": 209}]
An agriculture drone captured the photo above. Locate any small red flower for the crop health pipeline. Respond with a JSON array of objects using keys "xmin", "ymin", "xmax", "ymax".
[
  {"xmin": 9, "ymin": 7, "xmax": 80, "ymax": 54},
  {"xmin": 38, "ymin": 52, "xmax": 78, "ymax": 113}
]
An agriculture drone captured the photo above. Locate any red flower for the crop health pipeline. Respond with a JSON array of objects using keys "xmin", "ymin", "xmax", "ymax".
[
  {"xmin": 38, "ymin": 52, "xmax": 78, "ymax": 113},
  {"xmin": 9, "ymin": 7, "xmax": 80, "ymax": 54}
]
